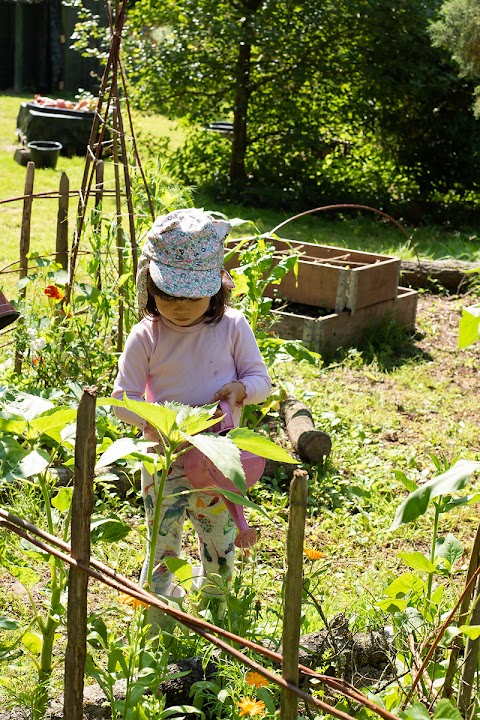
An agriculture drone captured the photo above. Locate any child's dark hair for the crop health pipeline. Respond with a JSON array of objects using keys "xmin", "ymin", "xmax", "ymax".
[{"xmin": 144, "ymin": 271, "xmax": 230, "ymax": 324}]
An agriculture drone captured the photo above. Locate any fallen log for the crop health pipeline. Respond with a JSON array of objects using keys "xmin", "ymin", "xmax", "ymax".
[
  {"xmin": 400, "ymin": 259, "xmax": 479, "ymax": 293},
  {"xmin": 280, "ymin": 397, "xmax": 332, "ymax": 463}
]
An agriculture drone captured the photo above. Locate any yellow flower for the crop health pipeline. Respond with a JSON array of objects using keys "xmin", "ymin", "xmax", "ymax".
[
  {"xmin": 304, "ymin": 547, "xmax": 325, "ymax": 561},
  {"xmin": 245, "ymin": 671, "xmax": 270, "ymax": 688},
  {"xmin": 118, "ymin": 592, "xmax": 149, "ymax": 609},
  {"xmin": 237, "ymin": 697, "xmax": 266, "ymax": 717}
]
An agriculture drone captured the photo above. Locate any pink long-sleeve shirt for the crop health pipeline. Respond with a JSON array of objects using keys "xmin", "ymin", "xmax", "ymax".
[{"xmin": 112, "ymin": 307, "xmax": 271, "ymax": 429}]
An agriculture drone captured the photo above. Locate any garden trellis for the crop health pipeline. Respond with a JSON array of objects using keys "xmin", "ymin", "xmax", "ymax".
[{"xmin": 1, "ymin": 0, "xmax": 155, "ymax": 370}]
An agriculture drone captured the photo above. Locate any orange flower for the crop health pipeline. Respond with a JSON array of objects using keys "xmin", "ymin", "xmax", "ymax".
[
  {"xmin": 245, "ymin": 671, "xmax": 269, "ymax": 688},
  {"xmin": 237, "ymin": 697, "xmax": 266, "ymax": 717},
  {"xmin": 44, "ymin": 285, "xmax": 63, "ymax": 300},
  {"xmin": 118, "ymin": 592, "xmax": 149, "ymax": 609},
  {"xmin": 304, "ymin": 547, "xmax": 325, "ymax": 561}
]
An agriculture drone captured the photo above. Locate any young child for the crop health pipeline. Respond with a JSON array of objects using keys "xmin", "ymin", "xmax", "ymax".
[{"xmin": 112, "ymin": 208, "xmax": 271, "ymax": 614}]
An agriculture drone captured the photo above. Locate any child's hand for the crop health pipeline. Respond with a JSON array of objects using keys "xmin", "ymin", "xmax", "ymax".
[
  {"xmin": 144, "ymin": 422, "xmax": 161, "ymax": 443},
  {"xmin": 212, "ymin": 382, "xmax": 246, "ymax": 414}
]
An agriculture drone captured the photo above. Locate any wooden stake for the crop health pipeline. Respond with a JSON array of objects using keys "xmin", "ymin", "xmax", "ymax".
[
  {"xmin": 19, "ymin": 161, "xmax": 35, "ymax": 282},
  {"xmin": 14, "ymin": 161, "xmax": 35, "ymax": 374},
  {"xmin": 94, "ymin": 160, "xmax": 105, "ymax": 290},
  {"xmin": 56, "ymin": 172, "xmax": 69, "ymax": 272},
  {"xmin": 281, "ymin": 469, "xmax": 308, "ymax": 720},
  {"xmin": 64, "ymin": 387, "xmax": 97, "ymax": 720},
  {"xmin": 112, "ymin": 86, "xmax": 125, "ymax": 354}
]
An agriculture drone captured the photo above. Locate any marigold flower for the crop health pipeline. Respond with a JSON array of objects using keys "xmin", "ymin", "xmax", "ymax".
[
  {"xmin": 304, "ymin": 547, "xmax": 325, "ymax": 561},
  {"xmin": 237, "ymin": 697, "xmax": 266, "ymax": 717},
  {"xmin": 44, "ymin": 285, "xmax": 63, "ymax": 300},
  {"xmin": 245, "ymin": 671, "xmax": 270, "ymax": 688},
  {"xmin": 118, "ymin": 592, "xmax": 149, "ymax": 609}
]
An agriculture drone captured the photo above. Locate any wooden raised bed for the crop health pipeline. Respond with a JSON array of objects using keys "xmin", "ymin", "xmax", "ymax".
[
  {"xmin": 264, "ymin": 238, "xmax": 401, "ymax": 314},
  {"xmin": 227, "ymin": 236, "xmax": 417, "ymax": 354},
  {"xmin": 271, "ymin": 287, "xmax": 418, "ymax": 355}
]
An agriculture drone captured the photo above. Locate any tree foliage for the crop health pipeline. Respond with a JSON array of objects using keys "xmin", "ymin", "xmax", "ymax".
[
  {"xmin": 72, "ymin": 0, "xmax": 480, "ymax": 212},
  {"xmin": 430, "ymin": 0, "xmax": 480, "ymax": 114},
  {"xmin": 347, "ymin": 0, "xmax": 480, "ymax": 196},
  {"xmin": 124, "ymin": 0, "xmax": 351, "ymax": 195}
]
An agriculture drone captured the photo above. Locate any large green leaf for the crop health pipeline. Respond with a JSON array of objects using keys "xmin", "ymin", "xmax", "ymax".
[
  {"xmin": 0, "ymin": 616, "xmax": 19, "ymax": 631},
  {"xmin": 390, "ymin": 460, "xmax": 480, "ymax": 529},
  {"xmin": 164, "ymin": 557, "xmax": 193, "ymax": 591},
  {"xmin": 219, "ymin": 488, "xmax": 269, "ymax": 518},
  {"xmin": 2, "ymin": 393, "xmax": 53, "ymax": 421},
  {"xmin": 458, "ymin": 303, "xmax": 480, "ymax": 349},
  {"xmin": 227, "ymin": 426, "xmax": 297, "ymax": 463},
  {"xmin": 434, "ymin": 534, "xmax": 463, "ymax": 570},
  {"xmin": 51, "ymin": 486, "xmax": 73, "ymax": 512},
  {"xmin": 433, "ymin": 699, "xmax": 464, "ymax": 720},
  {"xmin": 99, "ymin": 395, "xmax": 178, "ymax": 438},
  {"xmin": 96, "ymin": 438, "xmax": 157, "ymax": 469},
  {"xmin": 0, "ymin": 417, "xmax": 26, "ymax": 435},
  {"xmin": 2, "ymin": 561, "xmax": 41, "ymax": 589},
  {"xmin": 171, "ymin": 402, "xmax": 220, "ymax": 435},
  {"xmin": 456, "ymin": 625, "xmax": 480, "ymax": 640},
  {"xmin": 0, "ymin": 436, "xmax": 27, "ymax": 467},
  {"xmin": 161, "ymin": 707, "xmax": 204, "ymax": 719},
  {"xmin": 400, "ymin": 704, "xmax": 430, "ymax": 720},
  {"xmin": 182, "ymin": 433, "xmax": 246, "ymax": 493},
  {"xmin": 30, "ymin": 407, "xmax": 78, "ymax": 440},
  {"xmin": 383, "ymin": 572, "xmax": 425, "ymax": 598},
  {"xmin": 11, "ymin": 449, "xmax": 51, "ymax": 479},
  {"xmin": 397, "ymin": 551, "xmax": 436, "ymax": 574},
  {"xmin": 90, "ymin": 516, "xmax": 131, "ymax": 543},
  {"xmin": 22, "ymin": 631, "xmax": 42, "ymax": 656}
]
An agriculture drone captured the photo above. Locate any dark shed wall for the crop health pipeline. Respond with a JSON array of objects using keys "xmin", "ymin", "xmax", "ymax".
[
  {"xmin": 0, "ymin": 5, "xmax": 15, "ymax": 90},
  {"xmin": 0, "ymin": 0, "xmax": 104, "ymax": 94}
]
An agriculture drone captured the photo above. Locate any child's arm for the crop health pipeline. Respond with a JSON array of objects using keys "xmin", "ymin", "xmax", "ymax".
[
  {"xmin": 112, "ymin": 325, "xmax": 151, "ymax": 431},
  {"xmin": 217, "ymin": 312, "xmax": 272, "ymax": 413}
]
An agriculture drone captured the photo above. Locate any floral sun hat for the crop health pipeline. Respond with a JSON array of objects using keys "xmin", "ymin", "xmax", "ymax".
[{"xmin": 136, "ymin": 208, "xmax": 232, "ymax": 313}]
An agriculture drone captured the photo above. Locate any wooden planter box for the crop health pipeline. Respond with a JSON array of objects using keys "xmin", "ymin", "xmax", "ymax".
[
  {"xmin": 270, "ymin": 287, "xmax": 418, "ymax": 355},
  {"xmin": 227, "ymin": 236, "xmax": 416, "ymax": 353},
  {"xmin": 264, "ymin": 238, "xmax": 401, "ymax": 314}
]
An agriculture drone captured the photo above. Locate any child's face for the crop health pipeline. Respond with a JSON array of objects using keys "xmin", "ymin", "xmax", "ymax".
[{"xmin": 154, "ymin": 294, "xmax": 211, "ymax": 326}]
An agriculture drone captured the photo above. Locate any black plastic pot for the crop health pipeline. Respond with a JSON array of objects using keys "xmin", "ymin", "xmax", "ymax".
[{"xmin": 27, "ymin": 140, "xmax": 63, "ymax": 169}]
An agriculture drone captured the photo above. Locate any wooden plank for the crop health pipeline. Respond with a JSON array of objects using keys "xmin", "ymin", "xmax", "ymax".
[
  {"xmin": 269, "ymin": 236, "xmax": 396, "ymax": 264},
  {"xmin": 269, "ymin": 262, "xmax": 342, "ymax": 310},
  {"xmin": 280, "ymin": 469, "xmax": 308, "ymax": 720},
  {"xmin": 348, "ymin": 258, "xmax": 400, "ymax": 313},
  {"xmin": 64, "ymin": 387, "xmax": 97, "ymax": 720}
]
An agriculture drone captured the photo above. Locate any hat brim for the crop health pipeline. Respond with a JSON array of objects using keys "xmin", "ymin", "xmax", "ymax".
[{"xmin": 150, "ymin": 261, "xmax": 222, "ymax": 298}]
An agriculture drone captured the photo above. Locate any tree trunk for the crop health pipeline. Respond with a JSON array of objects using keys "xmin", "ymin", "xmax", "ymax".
[
  {"xmin": 229, "ymin": 28, "xmax": 251, "ymax": 183},
  {"xmin": 229, "ymin": 1, "xmax": 261, "ymax": 184}
]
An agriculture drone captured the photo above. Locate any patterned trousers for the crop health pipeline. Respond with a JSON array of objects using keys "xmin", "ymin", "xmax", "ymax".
[{"xmin": 139, "ymin": 458, "xmax": 236, "ymax": 600}]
